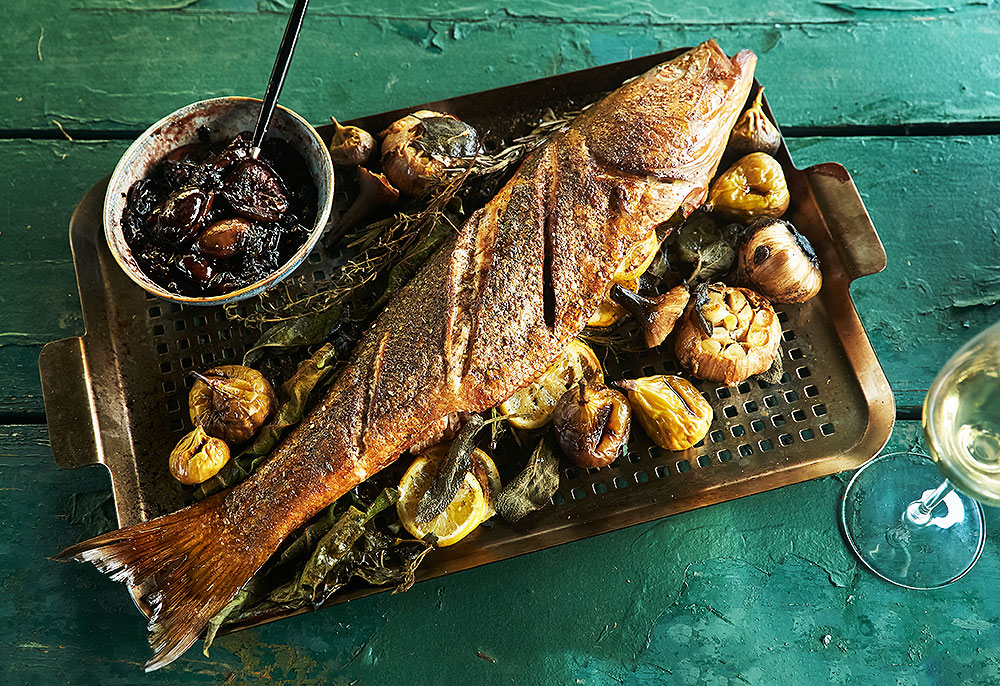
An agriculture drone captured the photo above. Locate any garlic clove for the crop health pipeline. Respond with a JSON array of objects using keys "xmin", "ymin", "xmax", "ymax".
[{"xmin": 737, "ymin": 217, "xmax": 822, "ymax": 303}]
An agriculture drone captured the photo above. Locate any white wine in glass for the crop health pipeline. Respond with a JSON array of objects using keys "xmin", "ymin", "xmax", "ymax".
[{"xmin": 841, "ymin": 320, "xmax": 1000, "ymax": 589}]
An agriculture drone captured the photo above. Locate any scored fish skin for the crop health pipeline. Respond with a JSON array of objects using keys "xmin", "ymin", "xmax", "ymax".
[{"xmin": 58, "ymin": 40, "xmax": 756, "ymax": 671}]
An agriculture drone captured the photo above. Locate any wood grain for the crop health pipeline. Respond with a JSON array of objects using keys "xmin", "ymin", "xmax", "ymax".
[
  {"xmin": 3, "ymin": 4, "xmax": 1000, "ymax": 132},
  {"xmin": 4, "ymin": 421, "xmax": 999, "ymax": 684}
]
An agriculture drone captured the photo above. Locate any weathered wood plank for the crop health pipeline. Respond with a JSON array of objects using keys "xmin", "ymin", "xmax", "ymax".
[
  {"xmin": 3, "ymin": 135, "xmax": 996, "ymax": 414},
  {"xmin": 0, "ymin": 140, "xmax": 128, "ymax": 415},
  {"xmin": 3, "ymin": 421, "xmax": 999, "ymax": 684},
  {"xmin": 3, "ymin": 3, "xmax": 1000, "ymax": 131},
  {"xmin": 786, "ymin": 135, "xmax": 1000, "ymax": 409}
]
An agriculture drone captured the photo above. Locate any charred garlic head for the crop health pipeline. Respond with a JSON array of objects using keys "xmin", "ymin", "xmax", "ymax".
[
  {"xmin": 738, "ymin": 217, "xmax": 822, "ymax": 303},
  {"xmin": 675, "ymin": 284, "xmax": 782, "ymax": 386},
  {"xmin": 380, "ymin": 110, "xmax": 479, "ymax": 195}
]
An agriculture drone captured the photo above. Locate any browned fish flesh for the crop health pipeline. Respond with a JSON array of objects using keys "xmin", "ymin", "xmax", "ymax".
[{"xmin": 58, "ymin": 40, "xmax": 757, "ymax": 670}]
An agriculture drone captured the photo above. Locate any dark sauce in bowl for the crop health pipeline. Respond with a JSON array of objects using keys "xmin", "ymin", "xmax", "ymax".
[{"xmin": 122, "ymin": 130, "xmax": 317, "ymax": 296}]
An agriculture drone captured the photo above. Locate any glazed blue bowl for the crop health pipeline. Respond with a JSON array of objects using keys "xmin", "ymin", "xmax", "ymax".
[{"xmin": 103, "ymin": 97, "xmax": 334, "ymax": 306}]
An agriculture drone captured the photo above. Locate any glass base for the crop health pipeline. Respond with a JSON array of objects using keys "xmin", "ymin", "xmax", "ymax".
[{"xmin": 841, "ymin": 452, "xmax": 985, "ymax": 590}]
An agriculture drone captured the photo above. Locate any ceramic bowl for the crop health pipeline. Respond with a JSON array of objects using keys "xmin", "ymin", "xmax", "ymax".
[{"xmin": 103, "ymin": 97, "xmax": 334, "ymax": 305}]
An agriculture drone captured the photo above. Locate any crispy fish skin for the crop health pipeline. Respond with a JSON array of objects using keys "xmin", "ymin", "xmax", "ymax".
[{"xmin": 58, "ymin": 40, "xmax": 756, "ymax": 670}]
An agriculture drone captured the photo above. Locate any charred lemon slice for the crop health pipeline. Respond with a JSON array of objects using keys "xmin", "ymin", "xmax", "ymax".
[
  {"xmin": 397, "ymin": 445, "xmax": 492, "ymax": 547},
  {"xmin": 614, "ymin": 227, "xmax": 661, "ymax": 283},
  {"xmin": 500, "ymin": 339, "xmax": 604, "ymax": 429},
  {"xmin": 588, "ymin": 229, "xmax": 660, "ymax": 328},
  {"xmin": 587, "ymin": 298, "xmax": 627, "ymax": 328}
]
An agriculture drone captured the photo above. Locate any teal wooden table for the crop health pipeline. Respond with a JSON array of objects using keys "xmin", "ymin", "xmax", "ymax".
[{"xmin": 4, "ymin": 2, "xmax": 1000, "ymax": 684}]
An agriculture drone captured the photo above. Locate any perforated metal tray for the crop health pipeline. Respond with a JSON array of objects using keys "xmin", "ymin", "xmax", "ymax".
[{"xmin": 39, "ymin": 49, "xmax": 894, "ymax": 632}]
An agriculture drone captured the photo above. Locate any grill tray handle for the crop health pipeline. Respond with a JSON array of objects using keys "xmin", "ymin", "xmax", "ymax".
[
  {"xmin": 803, "ymin": 162, "xmax": 887, "ymax": 280},
  {"xmin": 38, "ymin": 336, "xmax": 103, "ymax": 470}
]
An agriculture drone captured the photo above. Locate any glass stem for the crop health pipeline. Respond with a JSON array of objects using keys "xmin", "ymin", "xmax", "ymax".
[{"xmin": 904, "ymin": 479, "xmax": 955, "ymax": 527}]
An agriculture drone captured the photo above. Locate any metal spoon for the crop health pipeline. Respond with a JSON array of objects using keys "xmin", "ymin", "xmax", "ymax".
[{"xmin": 249, "ymin": 0, "xmax": 310, "ymax": 159}]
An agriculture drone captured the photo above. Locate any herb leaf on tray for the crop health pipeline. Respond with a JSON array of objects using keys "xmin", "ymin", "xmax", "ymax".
[{"xmin": 204, "ymin": 486, "xmax": 432, "ymax": 655}]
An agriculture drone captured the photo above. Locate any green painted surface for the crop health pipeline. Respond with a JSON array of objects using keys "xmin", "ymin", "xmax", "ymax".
[
  {"xmin": 3, "ymin": 3, "xmax": 1000, "ymax": 131},
  {"xmin": 4, "ymin": 422, "xmax": 1000, "ymax": 684},
  {"xmin": 4, "ymin": 0, "xmax": 1000, "ymax": 682}
]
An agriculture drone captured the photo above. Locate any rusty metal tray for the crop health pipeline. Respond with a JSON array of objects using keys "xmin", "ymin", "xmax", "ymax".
[{"xmin": 39, "ymin": 49, "xmax": 894, "ymax": 632}]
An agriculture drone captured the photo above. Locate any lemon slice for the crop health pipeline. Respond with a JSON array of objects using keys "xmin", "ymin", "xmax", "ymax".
[
  {"xmin": 587, "ymin": 297, "xmax": 628, "ymax": 328},
  {"xmin": 614, "ymin": 227, "xmax": 661, "ymax": 283},
  {"xmin": 397, "ymin": 445, "xmax": 490, "ymax": 547},
  {"xmin": 500, "ymin": 339, "xmax": 604, "ymax": 429},
  {"xmin": 588, "ymin": 228, "xmax": 661, "ymax": 328}
]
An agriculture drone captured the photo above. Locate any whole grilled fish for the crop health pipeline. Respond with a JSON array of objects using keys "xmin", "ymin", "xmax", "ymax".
[{"xmin": 59, "ymin": 40, "xmax": 756, "ymax": 670}]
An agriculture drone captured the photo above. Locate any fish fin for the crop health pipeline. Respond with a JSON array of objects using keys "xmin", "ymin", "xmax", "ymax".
[{"xmin": 55, "ymin": 493, "xmax": 263, "ymax": 672}]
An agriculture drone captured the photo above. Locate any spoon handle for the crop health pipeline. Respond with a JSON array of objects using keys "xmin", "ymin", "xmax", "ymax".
[{"xmin": 250, "ymin": 0, "xmax": 310, "ymax": 158}]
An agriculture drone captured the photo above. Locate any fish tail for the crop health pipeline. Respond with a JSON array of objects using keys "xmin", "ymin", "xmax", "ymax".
[{"xmin": 55, "ymin": 492, "xmax": 269, "ymax": 671}]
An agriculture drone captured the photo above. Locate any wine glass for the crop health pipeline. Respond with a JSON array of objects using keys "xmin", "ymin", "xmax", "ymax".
[{"xmin": 841, "ymin": 320, "xmax": 1000, "ymax": 589}]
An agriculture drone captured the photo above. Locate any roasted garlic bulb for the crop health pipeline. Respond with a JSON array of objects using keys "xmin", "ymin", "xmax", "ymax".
[
  {"xmin": 169, "ymin": 426, "xmax": 230, "ymax": 485},
  {"xmin": 738, "ymin": 218, "xmax": 822, "ymax": 303},
  {"xmin": 728, "ymin": 88, "xmax": 781, "ymax": 156},
  {"xmin": 675, "ymin": 284, "xmax": 782, "ymax": 385},
  {"xmin": 380, "ymin": 110, "xmax": 479, "ymax": 195},
  {"xmin": 610, "ymin": 283, "xmax": 690, "ymax": 348},
  {"xmin": 189, "ymin": 365, "xmax": 276, "ymax": 444},
  {"xmin": 328, "ymin": 116, "xmax": 375, "ymax": 167},
  {"xmin": 708, "ymin": 153, "xmax": 789, "ymax": 222},
  {"xmin": 617, "ymin": 375, "xmax": 712, "ymax": 451},
  {"xmin": 553, "ymin": 382, "xmax": 631, "ymax": 468}
]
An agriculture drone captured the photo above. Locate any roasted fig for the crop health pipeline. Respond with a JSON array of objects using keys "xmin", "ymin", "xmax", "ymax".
[
  {"xmin": 328, "ymin": 167, "xmax": 400, "ymax": 244},
  {"xmin": 737, "ymin": 217, "xmax": 822, "ymax": 303},
  {"xmin": 195, "ymin": 217, "xmax": 251, "ymax": 258},
  {"xmin": 220, "ymin": 158, "xmax": 289, "ymax": 221},
  {"xmin": 617, "ymin": 375, "xmax": 712, "ymax": 451},
  {"xmin": 328, "ymin": 116, "xmax": 376, "ymax": 167},
  {"xmin": 169, "ymin": 426, "xmax": 231, "ymax": 485},
  {"xmin": 381, "ymin": 110, "xmax": 479, "ymax": 195},
  {"xmin": 553, "ymin": 382, "xmax": 631, "ymax": 469},
  {"xmin": 708, "ymin": 153, "xmax": 789, "ymax": 222},
  {"xmin": 728, "ymin": 87, "xmax": 781, "ymax": 156},
  {"xmin": 148, "ymin": 186, "xmax": 214, "ymax": 246},
  {"xmin": 189, "ymin": 365, "xmax": 277, "ymax": 444},
  {"xmin": 675, "ymin": 284, "xmax": 782, "ymax": 385},
  {"xmin": 609, "ymin": 283, "xmax": 690, "ymax": 348},
  {"xmin": 176, "ymin": 253, "xmax": 214, "ymax": 284}
]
